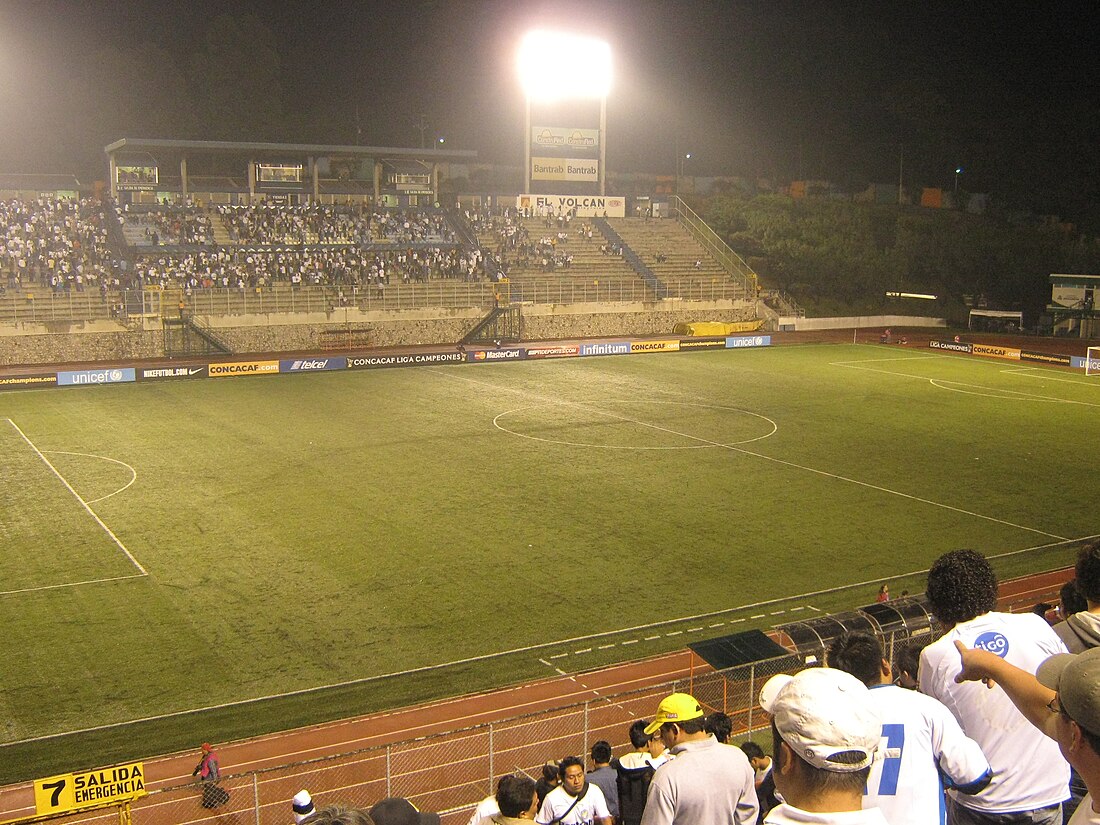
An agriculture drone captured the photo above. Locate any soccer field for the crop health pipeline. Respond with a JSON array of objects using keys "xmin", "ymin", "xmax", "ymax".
[{"xmin": 1, "ymin": 343, "xmax": 1096, "ymax": 780}]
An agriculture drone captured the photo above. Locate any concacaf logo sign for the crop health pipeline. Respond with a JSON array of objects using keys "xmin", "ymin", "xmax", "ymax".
[{"xmin": 208, "ymin": 361, "xmax": 280, "ymax": 377}]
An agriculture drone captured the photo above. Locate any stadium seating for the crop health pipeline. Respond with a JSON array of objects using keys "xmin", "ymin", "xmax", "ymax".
[{"xmin": 0, "ymin": 198, "xmax": 755, "ymax": 322}]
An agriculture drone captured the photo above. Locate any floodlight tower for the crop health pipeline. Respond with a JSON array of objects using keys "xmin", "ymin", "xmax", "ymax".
[{"xmin": 518, "ymin": 31, "xmax": 612, "ymax": 195}]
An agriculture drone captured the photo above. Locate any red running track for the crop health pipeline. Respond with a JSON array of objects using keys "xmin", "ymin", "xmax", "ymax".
[{"xmin": 0, "ymin": 567, "xmax": 1074, "ymax": 824}]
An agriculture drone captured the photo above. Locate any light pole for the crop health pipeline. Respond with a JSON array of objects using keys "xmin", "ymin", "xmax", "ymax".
[
  {"xmin": 518, "ymin": 31, "xmax": 612, "ymax": 195},
  {"xmin": 954, "ymin": 167, "xmax": 963, "ymax": 196},
  {"xmin": 676, "ymin": 153, "xmax": 692, "ymax": 195}
]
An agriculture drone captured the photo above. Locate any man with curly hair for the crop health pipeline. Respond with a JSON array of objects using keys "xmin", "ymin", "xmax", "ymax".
[{"xmin": 920, "ymin": 549, "xmax": 1070, "ymax": 825}]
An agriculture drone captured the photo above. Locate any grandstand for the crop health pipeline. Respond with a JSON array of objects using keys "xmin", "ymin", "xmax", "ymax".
[
  {"xmin": 0, "ymin": 185, "xmax": 763, "ymax": 365},
  {"xmin": 5, "ymin": 142, "xmax": 1098, "ymax": 825}
]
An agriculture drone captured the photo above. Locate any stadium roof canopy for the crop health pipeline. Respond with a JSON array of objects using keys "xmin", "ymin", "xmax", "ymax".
[
  {"xmin": 104, "ymin": 137, "xmax": 477, "ymax": 162},
  {"xmin": 103, "ymin": 138, "xmax": 478, "ymax": 201}
]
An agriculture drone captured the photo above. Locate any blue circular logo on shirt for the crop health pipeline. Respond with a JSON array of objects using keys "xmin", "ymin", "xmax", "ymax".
[{"xmin": 974, "ymin": 631, "xmax": 1010, "ymax": 658}]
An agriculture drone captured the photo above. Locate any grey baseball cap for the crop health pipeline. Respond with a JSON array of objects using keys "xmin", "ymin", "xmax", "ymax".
[{"xmin": 1036, "ymin": 647, "xmax": 1100, "ymax": 735}]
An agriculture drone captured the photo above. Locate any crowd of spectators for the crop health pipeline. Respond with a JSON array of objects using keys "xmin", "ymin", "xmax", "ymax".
[
  {"xmin": 132, "ymin": 245, "xmax": 485, "ymax": 293},
  {"xmin": 119, "ymin": 204, "xmax": 215, "ymax": 245},
  {"xmin": 215, "ymin": 204, "xmax": 455, "ymax": 246},
  {"xmin": 0, "ymin": 197, "xmax": 122, "ymax": 297},
  {"xmin": 0, "ymin": 198, "xmax": 492, "ymax": 301},
  {"xmin": 470, "ymin": 208, "xmax": 603, "ymax": 276},
  {"xmin": 429, "ymin": 540, "xmax": 1098, "ymax": 825}
]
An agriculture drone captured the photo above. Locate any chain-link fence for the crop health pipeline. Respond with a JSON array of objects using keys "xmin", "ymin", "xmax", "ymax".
[
  {"xmin": 8, "ymin": 574, "xmax": 1071, "ymax": 825},
  {"xmin": 36, "ymin": 656, "xmax": 794, "ymax": 825}
]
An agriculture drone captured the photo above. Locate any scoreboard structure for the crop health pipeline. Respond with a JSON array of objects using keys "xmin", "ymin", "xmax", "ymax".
[{"xmin": 1049, "ymin": 273, "xmax": 1099, "ymax": 338}]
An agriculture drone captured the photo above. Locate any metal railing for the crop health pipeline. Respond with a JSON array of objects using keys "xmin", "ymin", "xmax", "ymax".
[
  {"xmin": 669, "ymin": 197, "xmax": 759, "ymax": 296},
  {"xmin": 145, "ymin": 283, "xmax": 497, "ymax": 317},
  {"xmin": 23, "ymin": 655, "xmax": 800, "ymax": 825},
  {"xmin": 0, "ymin": 292, "xmax": 117, "ymax": 323},
  {"xmin": 508, "ymin": 277, "xmax": 750, "ymax": 305},
  {"xmin": 4, "ymin": 571, "xmax": 1069, "ymax": 825}
]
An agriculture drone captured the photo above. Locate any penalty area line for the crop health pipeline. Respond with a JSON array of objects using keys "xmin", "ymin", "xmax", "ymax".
[
  {"xmin": 0, "ymin": 574, "xmax": 147, "ymax": 597},
  {"xmin": 5, "ymin": 418, "xmax": 148, "ymax": 576}
]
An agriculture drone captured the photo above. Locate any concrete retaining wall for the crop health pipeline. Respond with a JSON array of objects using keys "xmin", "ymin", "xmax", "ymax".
[
  {"xmin": 777, "ymin": 315, "xmax": 947, "ymax": 331},
  {"xmin": 0, "ymin": 300, "xmax": 756, "ymax": 367}
]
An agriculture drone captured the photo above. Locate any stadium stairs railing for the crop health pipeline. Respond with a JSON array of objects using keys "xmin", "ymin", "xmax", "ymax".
[
  {"xmin": 593, "ymin": 218, "xmax": 667, "ymax": 299},
  {"xmin": 163, "ymin": 315, "xmax": 233, "ymax": 356},
  {"xmin": 669, "ymin": 196, "xmax": 774, "ymax": 305},
  {"xmin": 446, "ymin": 206, "xmax": 507, "ymax": 284},
  {"xmin": 460, "ymin": 304, "xmax": 522, "ymax": 344},
  {"xmin": 761, "ymin": 288, "xmax": 806, "ymax": 318}
]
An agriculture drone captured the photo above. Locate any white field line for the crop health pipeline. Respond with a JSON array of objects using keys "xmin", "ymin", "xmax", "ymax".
[
  {"xmin": 3, "ymin": 533, "xmax": 1088, "ymax": 749},
  {"xmin": 1002, "ymin": 367, "xmax": 1100, "ymax": 387},
  {"xmin": 43, "ymin": 450, "xmax": 139, "ymax": 504},
  {"xmin": 0, "ymin": 574, "xmax": 147, "ymax": 597},
  {"xmin": 4, "ymin": 419, "xmax": 148, "ymax": 576},
  {"xmin": 432, "ymin": 369, "xmax": 1067, "ymax": 541},
  {"xmin": 832, "ymin": 357, "xmax": 1100, "ymax": 408}
]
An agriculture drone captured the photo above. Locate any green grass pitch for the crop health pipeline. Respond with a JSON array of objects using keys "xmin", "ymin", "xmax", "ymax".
[{"xmin": 0, "ymin": 343, "xmax": 1096, "ymax": 781}]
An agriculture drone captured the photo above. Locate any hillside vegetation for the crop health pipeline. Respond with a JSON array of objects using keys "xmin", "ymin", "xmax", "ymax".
[{"xmin": 703, "ymin": 194, "xmax": 1100, "ymax": 322}]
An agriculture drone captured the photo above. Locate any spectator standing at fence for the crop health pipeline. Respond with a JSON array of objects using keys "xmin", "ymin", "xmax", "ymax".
[
  {"xmin": 493, "ymin": 775, "xmax": 540, "ymax": 824},
  {"xmin": 293, "ymin": 790, "xmax": 316, "ymax": 824},
  {"xmin": 616, "ymin": 721, "xmax": 656, "ymax": 825},
  {"xmin": 827, "ymin": 631, "xmax": 991, "ymax": 825},
  {"xmin": 739, "ymin": 742, "xmax": 779, "ymax": 825},
  {"xmin": 759, "ymin": 667, "xmax": 885, "ymax": 825},
  {"xmin": 536, "ymin": 756, "xmax": 612, "ymax": 825},
  {"xmin": 640, "ymin": 692, "xmax": 758, "ymax": 825},
  {"xmin": 535, "ymin": 761, "xmax": 561, "ymax": 807},
  {"xmin": 192, "ymin": 742, "xmax": 219, "ymax": 783},
  {"xmin": 704, "ymin": 712, "xmax": 734, "ymax": 743},
  {"xmin": 919, "ymin": 549, "xmax": 1070, "ymax": 825},
  {"xmin": 1055, "ymin": 541, "xmax": 1100, "ymax": 653},
  {"xmin": 369, "ymin": 797, "xmax": 440, "ymax": 825},
  {"xmin": 588, "ymin": 741, "xmax": 620, "ymax": 822},
  {"xmin": 468, "ymin": 776, "xmax": 506, "ymax": 825}
]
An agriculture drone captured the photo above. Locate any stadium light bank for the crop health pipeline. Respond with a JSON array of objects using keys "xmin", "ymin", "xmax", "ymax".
[{"xmin": 517, "ymin": 30, "xmax": 612, "ymax": 195}]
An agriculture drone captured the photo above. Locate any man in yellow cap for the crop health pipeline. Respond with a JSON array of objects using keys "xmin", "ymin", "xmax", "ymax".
[{"xmin": 640, "ymin": 693, "xmax": 758, "ymax": 825}]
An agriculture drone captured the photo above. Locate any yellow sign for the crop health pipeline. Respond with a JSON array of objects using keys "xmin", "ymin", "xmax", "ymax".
[
  {"xmin": 630, "ymin": 340, "xmax": 680, "ymax": 353},
  {"xmin": 971, "ymin": 344, "xmax": 1021, "ymax": 360},
  {"xmin": 34, "ymin": 762, "xmax": 146, "ymax": 815},
  {"xmin": 531, "ymin": 157, "xmax": 599, "ymax": 182},
  {"xmin": 208, "ymin": 360, "xmax": 280, "ymax": 377}
]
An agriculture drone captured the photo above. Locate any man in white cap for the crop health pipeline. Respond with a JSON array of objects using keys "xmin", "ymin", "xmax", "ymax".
[
  {"xmin": 293, "ymin": 790, "xmax": 316, "ymax": 824},
  {"xmin": 955, "ymin": 642, "xmax": 1100, "ymax": 825},
  {"xmin": 639, "ymin": 692, "xmax": 758, "ymax": 825},
  {"xmin": 761, "ymin": 667, "xmax": 886, "ymax": 825}
]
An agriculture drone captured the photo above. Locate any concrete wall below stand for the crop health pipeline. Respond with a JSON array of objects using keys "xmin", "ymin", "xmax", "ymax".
[{"xmin": 0, "ymin": 300, "xmax": 757, "ymax": 367}]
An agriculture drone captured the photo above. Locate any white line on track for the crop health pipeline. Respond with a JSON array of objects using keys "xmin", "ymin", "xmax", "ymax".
[
  {"xmin": 431, "ymin": 369, "xmax": 1066, "ymax": 540},
  {"xmin": 5, "ymin": 418, "xmax": 148, "ymax": 576}
]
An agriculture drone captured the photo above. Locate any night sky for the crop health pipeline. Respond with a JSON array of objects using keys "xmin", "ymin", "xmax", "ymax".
[{"xmin": 1, "ymin": 1, "xmax": 1098, "ymax": 220}]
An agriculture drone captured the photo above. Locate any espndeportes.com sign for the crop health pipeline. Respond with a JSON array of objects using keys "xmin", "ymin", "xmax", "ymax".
[{"xmin": 0, "ymin": 337, "xmax": 774, "ymax": 392}]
